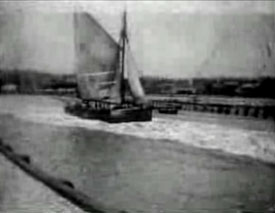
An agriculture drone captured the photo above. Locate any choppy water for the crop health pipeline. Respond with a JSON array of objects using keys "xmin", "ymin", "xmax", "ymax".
[
  {"xmin": 0, "ymin": 95, "xmax": 275, "ymax": 163},
  {"xmin": 0, "ymin": 95, "xmax": 275, "ymax": 213}
]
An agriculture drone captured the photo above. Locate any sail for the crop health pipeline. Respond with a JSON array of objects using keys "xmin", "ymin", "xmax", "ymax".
[
  {"xmin": 74, "ymin": 12, "xmax": 121, "ymax": 102},
  {"xmin": 125, "ymin": 45, "xmax": 146, "ymax": 102},
  {"xmin": 119, "ymin": 11, "xmax": 146, "ymax": 104}
]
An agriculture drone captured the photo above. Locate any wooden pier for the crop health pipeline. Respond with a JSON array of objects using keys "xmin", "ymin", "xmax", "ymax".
[{"xmin": 150, "ymin": 95, "xmax": 275, "ymax": 120}]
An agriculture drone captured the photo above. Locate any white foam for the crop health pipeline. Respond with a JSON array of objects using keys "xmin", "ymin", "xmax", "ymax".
[{"xmin": 1, "ymin": 95, "xmax": 275, "ymax": 164}]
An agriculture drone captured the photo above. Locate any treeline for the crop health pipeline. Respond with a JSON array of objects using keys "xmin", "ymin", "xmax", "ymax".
[
  {"xmin": 0, "ymin": 70, "xmax": 76, "ymax": 93},
  {"xmin": 193, "ymin": 77, "xmax": 275, "ymax": 98},
  {"xmin": 0, "ymin": 70, "xmax": 274, "ymax": 98},
  {"xmin": 141, "ymin": 76, "xmax": 275, "ymax": 99}
]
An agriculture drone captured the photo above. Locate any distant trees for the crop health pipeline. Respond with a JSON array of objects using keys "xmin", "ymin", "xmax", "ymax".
[
  {"xmin": 0, "ymin": 70, "xmax": 274, "ymax": 98},
  {"xmin": 0, "ymin": 70, "xmax": 77, "ymax": 94},
  {"xmin": 141, "ymin": 76, "xmax": 275, "ymax": 98}
]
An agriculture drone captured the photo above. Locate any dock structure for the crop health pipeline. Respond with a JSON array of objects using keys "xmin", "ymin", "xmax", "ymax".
[{"xmin": 150, "ymin": 95, "xmax": 275, "ymax": 120}]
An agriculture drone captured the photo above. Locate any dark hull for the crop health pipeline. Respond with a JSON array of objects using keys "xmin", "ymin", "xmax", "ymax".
[{"xmin": 65, "ymin": 103, "xmax": 152, "ymax": 123}]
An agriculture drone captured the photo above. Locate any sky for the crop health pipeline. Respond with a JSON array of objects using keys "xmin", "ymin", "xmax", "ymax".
[
  {"xmin": 0, "ymin": 1, "xmax": 275, "ymax": 78},
  {"xmin": 1, "ymin": 1, "xmax": 274, "ymax": 14}
]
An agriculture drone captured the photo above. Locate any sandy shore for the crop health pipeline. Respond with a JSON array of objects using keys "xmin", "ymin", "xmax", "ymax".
[{"xmin": 0, "ymin": 95, "xmax": 275, "ymax": 165}]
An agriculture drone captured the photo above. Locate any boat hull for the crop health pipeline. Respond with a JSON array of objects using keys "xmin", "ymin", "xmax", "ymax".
[{"xmin": 65, "ymin": 103, "xmax": 152, "ymax": 123}]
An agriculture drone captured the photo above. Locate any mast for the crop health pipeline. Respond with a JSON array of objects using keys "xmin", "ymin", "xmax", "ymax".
[{"xmin": 120, "ymin": 10, "xmax": 127, "ymax": 103}]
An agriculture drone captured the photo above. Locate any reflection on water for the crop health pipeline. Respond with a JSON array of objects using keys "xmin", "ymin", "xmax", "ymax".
[{"xmin": 0, "ymin": 114, "xmax": 275, "ymax": 213}]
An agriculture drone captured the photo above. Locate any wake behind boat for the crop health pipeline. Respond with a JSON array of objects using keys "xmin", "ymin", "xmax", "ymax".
[{"xmin": 65, "ymin": 11, "xmax": 152, "ymax": 123}]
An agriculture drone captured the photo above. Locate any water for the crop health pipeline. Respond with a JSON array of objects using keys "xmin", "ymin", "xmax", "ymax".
[
  {"xmin": 1, "ymin": 95, "xmax": 275, "ymax": 163},
  {"xmin": 0, "ymin": 95, "xmax": 275, "ymax": 212}
]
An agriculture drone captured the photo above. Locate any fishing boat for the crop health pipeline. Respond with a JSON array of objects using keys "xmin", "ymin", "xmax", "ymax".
[{"xmin": 65, "ymin": 11, "xmax": 152, "ymax": 123}]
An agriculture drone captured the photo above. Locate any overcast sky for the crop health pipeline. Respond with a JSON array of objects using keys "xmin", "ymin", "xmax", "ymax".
[
  {"xmin": 1, "ymin": 1, "xmax": 274, "ymax": 14},
  {"xmin": 0, "ymin": 1, "xmax": 275, "ymax": 78}
]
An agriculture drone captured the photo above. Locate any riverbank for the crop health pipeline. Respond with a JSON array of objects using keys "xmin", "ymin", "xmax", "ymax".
[{"xmin": 0, "ymin": 95, "xmax": 275, "ymax": 165}]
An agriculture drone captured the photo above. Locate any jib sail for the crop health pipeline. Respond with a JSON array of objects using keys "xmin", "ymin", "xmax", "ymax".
[{"xmin": 120, "ymin": 11, "xmax": 146, "ymax": 104}]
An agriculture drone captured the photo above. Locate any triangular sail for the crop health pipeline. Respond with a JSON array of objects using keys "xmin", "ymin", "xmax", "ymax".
[
  {"xmin": 125, "ymin": 44, "xmax": 146, "ymax": 102},
  {"xmin": 74, "ymin": 12, "xmax": 121, "ymax": 102},
  {"xmin": 120, "ymin": 11, "xmax": 146, "ymax": 104},
  {"xmin": 74, "ymin": 11, "xmax": 147, "ymax": 105}
]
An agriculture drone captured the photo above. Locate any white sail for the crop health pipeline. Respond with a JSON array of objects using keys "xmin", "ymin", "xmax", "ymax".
[
  {"xmin": 125, "ymin": 45, "xmax": 146, "ymax": 102},
  {"xmin": 74, "ymin": 12, "xmax": 121, "ymax": 102},
  {"xmin": 120, "ymin": 11, "xmax": 146, "ymax": 104},
  {"xmin": 75, "ymin": 11, "xmax": 147, "ymax": 104}
]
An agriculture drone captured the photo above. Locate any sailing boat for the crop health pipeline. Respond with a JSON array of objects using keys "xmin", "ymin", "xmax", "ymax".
[{"xmin": 65, "ymin": 11, "xmax": 152, "ymax": 123}]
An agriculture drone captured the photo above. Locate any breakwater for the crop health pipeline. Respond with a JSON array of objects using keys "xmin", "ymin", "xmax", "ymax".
[{"xmin": 0, "ymin": 139, "xmax": 126, "ymax": 213}]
